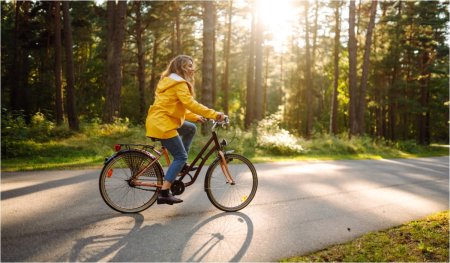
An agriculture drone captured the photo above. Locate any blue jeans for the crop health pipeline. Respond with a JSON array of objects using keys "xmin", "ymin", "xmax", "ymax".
[{"xmin": 160, "ymin": 121, "xmax": 197, "ymax": 183}]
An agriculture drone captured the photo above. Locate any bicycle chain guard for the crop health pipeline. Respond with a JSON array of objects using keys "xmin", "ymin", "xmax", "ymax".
[{"xmin": 171, "ymin": 180, "xmax": 185, "ymax": 195}]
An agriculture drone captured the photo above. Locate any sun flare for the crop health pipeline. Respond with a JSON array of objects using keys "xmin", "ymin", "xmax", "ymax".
[{"xmin": 258, "ymin": 0, "xmax": 297, "ymax": 52}]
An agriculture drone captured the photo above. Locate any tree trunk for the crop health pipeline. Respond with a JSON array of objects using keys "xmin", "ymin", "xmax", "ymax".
[
  {"xmin": 149, "ymin": 31, "xmax": 159, "ymax": 105},
  {"xmin": 62, "ymin": 1, "xmax": 79, "ymax": 131},
  {"xmin": 201, "ymin": 1, "xmax": 216, "ymax": 134},
  {"xmin": 254, "ymin": 0, "xmax": 264, "ymax": 121},
  {"xmin": 221, "ymin": 0, "xmax": 233, "ymax": 115},
  {"xmin": 304, "ymin": 1, "xmax": 313, "ymax": 139},
  {"xmin": 175, "ymin": 2, "xmax": 181, "ymax": 54},
  {"xmin": 417, "ymin": 52, "xmax": 431, "ymax": 145},
  {"xmin": 11, "ymin": 1, "xmax": 31, "ymax": 119},
  {"xmin": 53, "ymin": 1, "xmax": 64, "ymax": 125},
  {"xmin": 134, "ymin": 1, "xmax": 146, "ymax": 118},
  {"xmin": 263, "ymin": 47, "xmax": 270, "ymax": 114},
  {"xmin": 10, "ymin": 2, "xmax": 21, "ymax": 112},
  {"xmin": 171, "ymin": 1, "xmax": 181, "ymax": 57},
  {"xmin": 348, "ymin": 0, "xmax": 358, "ymax": 137},
  {"xmin": 357, "ymin": 0, "xmax": 377, "ymax": 135},
  {"xmin": 211, "ymin": 6, "xmax": 217, "ymax": 107},
  {"xmin": 312, "ymin": 0, "xmax": 321, "ymax": 118},
  {"xmin": 330, "ymin": 0, "xmax": 341, "ymax": 135},
  {"xmin": 312, "ymin": 0, "xmax": 319, "ymax": 68},
  {"xmin": 245, "ymin": 4, "xmax": 256, "ymax": 129},
  {"xmin": 103, "ymin": 1, "xmax": 127, "ymax": 123}
]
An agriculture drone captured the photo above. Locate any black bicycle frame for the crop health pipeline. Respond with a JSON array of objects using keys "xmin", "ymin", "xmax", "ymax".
[{"xmin": 130, "ymin": 129, "xmax": 229, "ymax": 188}]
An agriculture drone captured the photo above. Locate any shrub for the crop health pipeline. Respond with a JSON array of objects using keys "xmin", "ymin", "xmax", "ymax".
[
  {"xmin": 29, "ymin": 112, "xmax": 56, "ymax": 142},
  {"xmin": 308, "ymin": 134, "xmax": 357, "ymax": 154},
  {"xmin": 395, "ymin": 140, "xmax": 421, "ymax": 153},
  {"xmin": 256, "ymin": 110, "xmax": 305, "ymax": 155},
  {"xmin": 1, "ymin": 108, "xmax": 29, "ymax": 141},
  {"xmin": 83, "ymin": 117, "xmax": 131, "ymax": 137}
]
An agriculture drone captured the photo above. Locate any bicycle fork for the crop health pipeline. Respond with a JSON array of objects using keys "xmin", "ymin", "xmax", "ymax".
[{"xmin": 218, "ymin": 151, "xmax": 235, "ymax": 185}]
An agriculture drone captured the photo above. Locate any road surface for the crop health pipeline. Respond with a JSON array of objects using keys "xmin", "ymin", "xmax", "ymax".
[{"xmin": 1, "ymin": 156, "xmax": 448, "ymax": 261}]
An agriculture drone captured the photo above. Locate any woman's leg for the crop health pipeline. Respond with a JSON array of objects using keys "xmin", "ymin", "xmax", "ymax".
[
  {"xmin": 158, "ymin": 135, "xmax": 187, "ymax": 204},
  {"xmin": 177, "ymin": 121, "xmax": 197, "ymax": 154},
  {"xmin": 160, "ymin": 135, "xmax": 188, "ymax": 184}
]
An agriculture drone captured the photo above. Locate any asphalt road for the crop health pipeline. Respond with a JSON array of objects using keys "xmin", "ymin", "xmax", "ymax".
[{"xmin": 1, "ymin": 156, "xmax": 448, "ymax": 262}]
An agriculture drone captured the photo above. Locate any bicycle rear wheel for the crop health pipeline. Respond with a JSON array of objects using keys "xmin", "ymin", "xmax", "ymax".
[
  {"xmin": 205, "ymin": 153, "xmax": 258, "ymax": 212},
  {"xmin": 99, "ymin": 150, "xmax": 163, "ymax": 213}
]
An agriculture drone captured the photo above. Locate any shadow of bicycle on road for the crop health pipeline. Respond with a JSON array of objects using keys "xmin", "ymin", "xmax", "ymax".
[{"xmin": 68, "ymin": 211, "xmax": 253, "ymax": 262}]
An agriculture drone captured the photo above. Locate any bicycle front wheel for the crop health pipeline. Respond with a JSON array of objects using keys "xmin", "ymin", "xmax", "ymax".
[
  {"xmin": 99, "ymin": 150, "xmax": 163, "ymax": 213},
  {"xmin": 205, "ymin": 153, "xmax": 258, "ymax": 212}
]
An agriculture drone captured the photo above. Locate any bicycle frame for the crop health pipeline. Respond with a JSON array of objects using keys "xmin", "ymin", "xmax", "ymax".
[{"xmin": 129, "ymin": 123, "xmax": 234, "ymax": 188}]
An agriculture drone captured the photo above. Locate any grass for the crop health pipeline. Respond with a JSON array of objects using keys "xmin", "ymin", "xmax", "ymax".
[
  {"xmin": 1, "ymin": 123, "xmax": 448, "ymax": 172},
  {"xmin": 281, "ymin": 210, "xmax": 449, "ymax": 262}
]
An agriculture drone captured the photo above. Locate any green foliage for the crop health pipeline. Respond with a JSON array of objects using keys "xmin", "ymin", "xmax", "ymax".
[
  {"xmin": 1, "ymin": 110, "xmax": 75, "ymax": 158},
  {"xmin": 256, "ymin": 111, "xmax": 305, "ymax": 155},
  {"xmin": 82, "ymin": 117, "xmax": 131, "ymax": 137}
]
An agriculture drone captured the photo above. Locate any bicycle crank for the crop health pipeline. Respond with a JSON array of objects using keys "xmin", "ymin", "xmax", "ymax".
[{"xmin": 171, "ymin": 180, "xmax": 185, "ymax": 195}]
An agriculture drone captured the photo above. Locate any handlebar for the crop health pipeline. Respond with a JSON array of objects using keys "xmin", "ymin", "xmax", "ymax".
[{"xmin": 211, "ymin": 116, "xmax": 229, "ymax": 131}]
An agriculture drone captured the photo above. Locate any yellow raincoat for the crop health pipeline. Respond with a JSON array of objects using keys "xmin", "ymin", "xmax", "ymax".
[{"xmin": 145, "ymin": 76, "xmax": 219, "ymax": 139}]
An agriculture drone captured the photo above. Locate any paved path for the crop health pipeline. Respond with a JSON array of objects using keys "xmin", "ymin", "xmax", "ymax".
[{"xmin": 1, "ymin": 156, "xmax": 448, "ymax": 262}]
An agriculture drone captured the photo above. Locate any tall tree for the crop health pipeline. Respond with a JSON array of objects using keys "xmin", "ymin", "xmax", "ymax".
[
  {"xmin": 62, "ymin": 1, "xmax": 79, "ymax": 130},
  {"xmin": 201, "ymin": 1, "xmax": 216, "ymax": 134},
  {"xmin": 172, "ymin": 1, "xmax": 181, "ymax": 57},
  {"xmin": 103, "ymin": 1, "xmax": 127, "ymax": 123},
  {"xmin": 245, "ymin": 2, "xmax": 256, "ymax": 129},
  {"xmin": 10, "ymin": 1, "xmax": 31, "ymax": 118},
  {"xmin": 414, "ymin": 1, "xmax": 446, "ymax": 145},
  {"xmin": 348, "ymin": 0, "xmax": 358, "ymax": 137},
  {"xmin": 330, "ymin": 0, "xmax": 341, "ymax": 135},
  {"xmin": 221, "ymin": 0, "xmax": 233, "ymax": 115},
  {"xmin": 304, "ymin": 0, "xmax": 313, "ymax": 138},
  {"xmin": 254, "ymin": 0, "xmax": 264, "ymax": 121},
  {"xmin": 357, "ymin": 0, "xmax": 378, "ymax": 135},
  {"xmin": 312, "ymin": 0, "xmax": 321, "ymax": 117},
  {"xmin": 53, "ymin": 1, "xmax": 63, "ymax": 125},
  {"xmin": 134, "ymin": 1, "xmax": 146, "ymax": 118},
  {"xmin": 387, "ymin": 1, "xmax": 402, "ymax": 141},
  {"xmin": 149, "ymin": 30, "xmax": 159, "ymax": 105}
]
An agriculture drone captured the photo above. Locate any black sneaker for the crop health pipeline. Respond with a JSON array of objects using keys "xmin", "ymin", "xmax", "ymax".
[{"xmin": 157, "ymin": 191, "xmax": 183, "ymax": 205}]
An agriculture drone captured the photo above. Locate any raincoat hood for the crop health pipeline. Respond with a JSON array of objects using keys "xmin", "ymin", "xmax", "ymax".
[{"xmin": 156, "ymin": 74, "xmax": 192, "ymax": 94}]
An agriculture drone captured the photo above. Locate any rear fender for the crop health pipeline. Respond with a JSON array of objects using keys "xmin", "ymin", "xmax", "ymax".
[{"xmin": 102, "ymin": 149, "xmax": 164, "ymax": 177}]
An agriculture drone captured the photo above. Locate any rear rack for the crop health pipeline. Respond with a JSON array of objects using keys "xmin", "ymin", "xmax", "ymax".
[{"xmin": 116, "ymin": 143, "xmax": 156, "ymax": 152}]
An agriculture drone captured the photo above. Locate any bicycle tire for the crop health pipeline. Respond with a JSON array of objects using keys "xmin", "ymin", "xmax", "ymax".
[
  {"xmin": 205, "ymin": 153, "xmax": 258, "ymax": 212},
  {"xmin": 99, "ymin": 150, "xmax": 163, "ymax": 213}
]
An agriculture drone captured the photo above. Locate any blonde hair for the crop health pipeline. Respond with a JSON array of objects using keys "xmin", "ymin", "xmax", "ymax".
[{"xmin": 161, "ymin": 55, "xmax": 195, "ymax": 85}]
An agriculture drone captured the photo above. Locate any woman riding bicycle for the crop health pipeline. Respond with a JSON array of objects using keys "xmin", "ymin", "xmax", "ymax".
[{"xmin": 146, "ymin": 55, "xmax": 226, "ymax": 205}]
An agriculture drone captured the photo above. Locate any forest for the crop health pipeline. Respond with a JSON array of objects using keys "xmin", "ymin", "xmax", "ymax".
[{"xmin": 1, "ymin": 0, "xmax": 449, "ymax": 150}]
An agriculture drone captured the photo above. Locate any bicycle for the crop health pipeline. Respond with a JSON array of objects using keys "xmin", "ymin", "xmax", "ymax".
[{"xmin": 99, "ymin": 118, "xmax": 258, "ymax": 213}]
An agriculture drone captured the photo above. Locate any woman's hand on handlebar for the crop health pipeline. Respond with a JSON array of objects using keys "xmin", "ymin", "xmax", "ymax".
[{"xmin": 216, "ymin": 112, "xmax": 228, "ymax": 122}]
